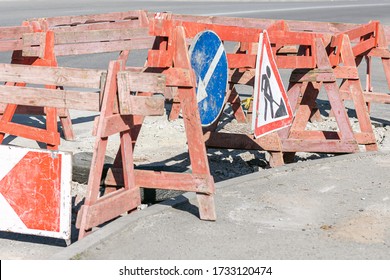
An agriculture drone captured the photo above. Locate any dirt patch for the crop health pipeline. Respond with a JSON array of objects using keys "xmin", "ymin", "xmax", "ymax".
[{"xmin": 330, "ymin": 211, "xmax": 390, "ymax": 244}]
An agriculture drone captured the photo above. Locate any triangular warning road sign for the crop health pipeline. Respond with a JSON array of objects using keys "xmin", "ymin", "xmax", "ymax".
[{"xmin": 252, "ymin": 30, "xmax": 293, "ymax": 138}]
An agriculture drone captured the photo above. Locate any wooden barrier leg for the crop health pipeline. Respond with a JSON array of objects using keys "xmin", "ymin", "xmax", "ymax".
[
  {"xmin": 268, "ymin": 150, "xmax": 284, "ymax": 167},
  {"xmin": 169, "ymin": 97, "xmax": 181, "ymax": 121},
  {"xmin": 375, "ymin": 24, "xmax": 390, "ymax": 91},
  {"xmin": 340, "ymin": 35, "xmax": 377, "ymax": 151},
  {"xmin": 120, "ymin": 130, "xmax": 139, "ymax": 195},
  {"xmin": 382, "ymin": 57, "xmax": 390, "ymax": 90},
  {"xmin": 316, "ymin": 38, "xmax": 356, "ymax": 144},
  {"xmin": 277, "ymin": 82, "xmax": 304, "ymax": 163},
  {"xmin": 77, "ymin": 60, "xmax": 140, "ymax": 239},
  {"xmin": 289, "ymin": 82, "xmax": 320, "ymax": 135},
  {"xmin": 45, "ymin": 99, "xmax": 58, "ymax": 150},
  {"xmin": 0, "ymin": 108, "xmax": 17, "ymax": 143},
  {"xmin": 174, "ymin": 26, "xmax": 216, "ymax": 221},
  {"xmin": 58, "ymin": 108, "xmax": 75, "ymax": 141},
  {"xmin": 0, "ymin": 31, "xmax": 74, "ymax": 146},
  {"xmin": 34, "ymin": 31, "xmax": 74, "ymax": 143},
  {"xmin": 179, "ymin": 87, "xmax": 216, "ymax": 220},
  {"xmin": 104, "ymin": 113, "xmax": 143, "ymax": 195},
  {"xmin": 77, "ymin": 60, "xmax": 115, "ymax": 238}
]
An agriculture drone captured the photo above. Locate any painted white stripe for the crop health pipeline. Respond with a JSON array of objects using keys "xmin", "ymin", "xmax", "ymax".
[
  {"xmin": 0, "ymin": 193, "xmax": 27, "ymax": 231},
  {"xmin": 59, "ymin": 152, "xmax": 72, "ymax": 241},
  {"xmin": 197, "ymin": 42, "xmax": 225, "ymax": 103},
  {"xmin": 201, "ymin": 3, "xmax": 390, "ymax": 17},
  {"xmin": 0, "ymin": 146, "xmax": 28, "ymax": 181}
]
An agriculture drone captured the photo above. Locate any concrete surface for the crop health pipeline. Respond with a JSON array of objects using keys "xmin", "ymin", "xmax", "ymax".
[{"xmin": 51, "ymin": 152, "xmax": 390, "ymax": 260}]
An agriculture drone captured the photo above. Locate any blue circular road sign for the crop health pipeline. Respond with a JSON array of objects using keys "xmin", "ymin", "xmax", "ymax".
[{"xmin": 189, "ymin": 30, "xmax": 228, "ymax": 127}]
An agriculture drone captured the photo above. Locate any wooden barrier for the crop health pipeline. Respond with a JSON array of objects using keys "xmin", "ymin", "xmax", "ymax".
[
  {"xmin": 7, "ymin": 11, "xmax": 387, "ymax": 159},
  {"xmin": 341, "ymin": 21, "xmax": 390, "ymax": 106},
  {"xmin": 167, "ymin": 13, "xmax": 390, "ymax": 47},
  {"xmin": 0, "ymin": 30, "xmax": 66, "ymax": 149},
  {"xmin": 0, "ymin": 24, "xmax": 33, "ymax": 53},
  {"xmin": 25, "ymin": 10, "xmax": 152, "ymax": 57},
  {"xmin": 1, "ymin": 11, "xmax": 217, "ymax": 239},
  {"xmin": 99, "ymin": 24, "xmax": 218, "ymax": 239},
  {"xmin": 147, "ymin": 17, "xmax": 377, "ymax": 167},
  {"xmin": 0, "ymin": 23, "xmax": 75, "ymax": 142},
  {"xmin": 75, "ymin": 59, "xmax": 167, "ymax": 238},
  {"xmin": 0, "ymin": 11, "xmax": 153, "ymax": 146},
  {"xmin": 1, "ymin": 10, "xmax": 390, "ymax": 241},
  {"xmin": 0, "ymin": 58, "xmax": 165, "ymax": 238}
]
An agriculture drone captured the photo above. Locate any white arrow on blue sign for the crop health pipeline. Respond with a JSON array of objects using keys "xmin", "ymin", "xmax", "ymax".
[{"xmin": 189, "ymin": 30, "xmax": 228, "ymax": 127}]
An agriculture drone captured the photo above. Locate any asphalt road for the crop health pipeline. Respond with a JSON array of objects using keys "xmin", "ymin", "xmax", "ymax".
[
  {"xmin": 0, "ymin": 1, "xmax": 390, "ymax": 26},
  {"xmin": 1, "ymin": 0, "xmax": 390, "ymax": 260}
]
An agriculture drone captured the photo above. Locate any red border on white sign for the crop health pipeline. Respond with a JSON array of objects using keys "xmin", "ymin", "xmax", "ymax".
[{"xmin": 252, "ymin": 30, "xmax": 293, "ymax": 138}]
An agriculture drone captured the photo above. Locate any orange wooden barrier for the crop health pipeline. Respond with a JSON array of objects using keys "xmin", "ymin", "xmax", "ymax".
[
  {"xmin": 1, "ymin": 10, "xmax": 390, "ymax": 241},
  {"xmin": 77, "ymin": 51, "xmax": 219, "ymax": 238},
  {"xmin": 156, "ymin": 14, "xmax": 390, "ymax": 163},
  {"xmin": 75, "ymin": 59, "xmax": 168, "ymax": 238},
  {"xmin": 0, "ymin": 22, "xmax": 75, "ymax": 143},
  {"xmin": 25, "ymin": 10, "xmax": 152, "ymax": 57},
  {"xmin": 0, "ymin": 29, "xmax": 62, "ymax": 149},
  {"xmin": 147, "ymin": 17, "xmax": 368, "ymax": 167},
  {"xmin": 0, "ymin": 11, "xmax": 153, "ymax": 147},
  {"xmin": 337, "ymin": 21, "xmax": 390, "ymax": 106},
  {"xmin": 96, "ymin": 24, "xmax": 218, "ymax": 239},
  {"xmin": 0, "ymin": 58, "xmax": 165, "ymax": 239}
]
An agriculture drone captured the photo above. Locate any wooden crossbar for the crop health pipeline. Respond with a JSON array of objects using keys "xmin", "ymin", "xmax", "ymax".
[
  {"xmin": 0, "ymin": 86, "xmax": 100, "ymax": 111},
  {"xmin": 0, "ymin": 63, "xmax": 105, "ymax": 88},
  {"xmin": 29, "ymin": 10, "xmax": 145, "ymax": 27},
  {"xmin": 0, "ymin": 26, "xmax": 33, "ymax": 52},
  {"xmin": 23, "ymin": 27, "xmax": 149, "ymax": 45},
  {"xmin": 23, "ymin": 27, "xmax": 153, "ymax": 57},
  {"xmin": 168, "ymin": 12, "xmax": 390, "ymax": 46},
  {"xmin": 52, "ymin": 20, "xmax": 145, "ymax": 33},
  {"xmin": 21, "ymin": 12, "xmax": 153, "ymax": 57}
]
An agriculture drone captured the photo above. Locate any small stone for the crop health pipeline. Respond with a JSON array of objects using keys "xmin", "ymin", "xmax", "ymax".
[
  {"xmin": 320, "ymin": 225, "xmax": 332, "ymax": 230},
  {"xmin": 137, "ymin": 204, "xmax": 149, "ymax": 210}
]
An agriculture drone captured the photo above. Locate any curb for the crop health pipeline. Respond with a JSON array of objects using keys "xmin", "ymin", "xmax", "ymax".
[{"xmin": 51, "ymin": 151, "xmax": 386, "ymax": 260}]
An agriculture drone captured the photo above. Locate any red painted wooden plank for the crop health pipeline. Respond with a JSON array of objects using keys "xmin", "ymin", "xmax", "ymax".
[
  {"xmin": 227, "ymin": 54, "xmax": 256, "ymax": 68},
  {"xmin": 0, "ymin": 120, "xmax": 60, "ymax": 146},
  {"xmin": 282, "ymin": 139, "xmax": 358, "ymax": 153},
  {"xmin": 76, "ymin": 188, "xmax": 140, "ymax": 230},
  {"xmin": 105, "ymin": 168, "xmax": 213, "ymax": 194},
  {"xmin": 32, "ymin": 10, "xmax": 143, "ymax": 27},
  {"xmin": 352, "ymin": 37, "xmax": 376, "ymax": 56},
  {"xmin": 0, "ymin": 63, "xmax": 104, "ymax": 88},
  {"xmin": 0, "ymin": 86, "xmax": 100, "ymax": 111},
  {"xmin": 0, "ymin": 40, "xmax": 23, "ymax": 52}
]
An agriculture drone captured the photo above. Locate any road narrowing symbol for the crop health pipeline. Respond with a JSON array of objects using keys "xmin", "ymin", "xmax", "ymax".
[
  {"xmin": 252, "ymin": 30, "xmax": 293, "ymax": 138},
  {"xmin": 189, "ymin": 30, "xmax": 228, "ymax": 127}
]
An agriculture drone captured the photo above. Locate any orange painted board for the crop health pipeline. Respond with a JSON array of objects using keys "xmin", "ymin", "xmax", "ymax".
[{"xmin": 0, "ymin": 145, "xmax": 72, "ymax": 241}]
